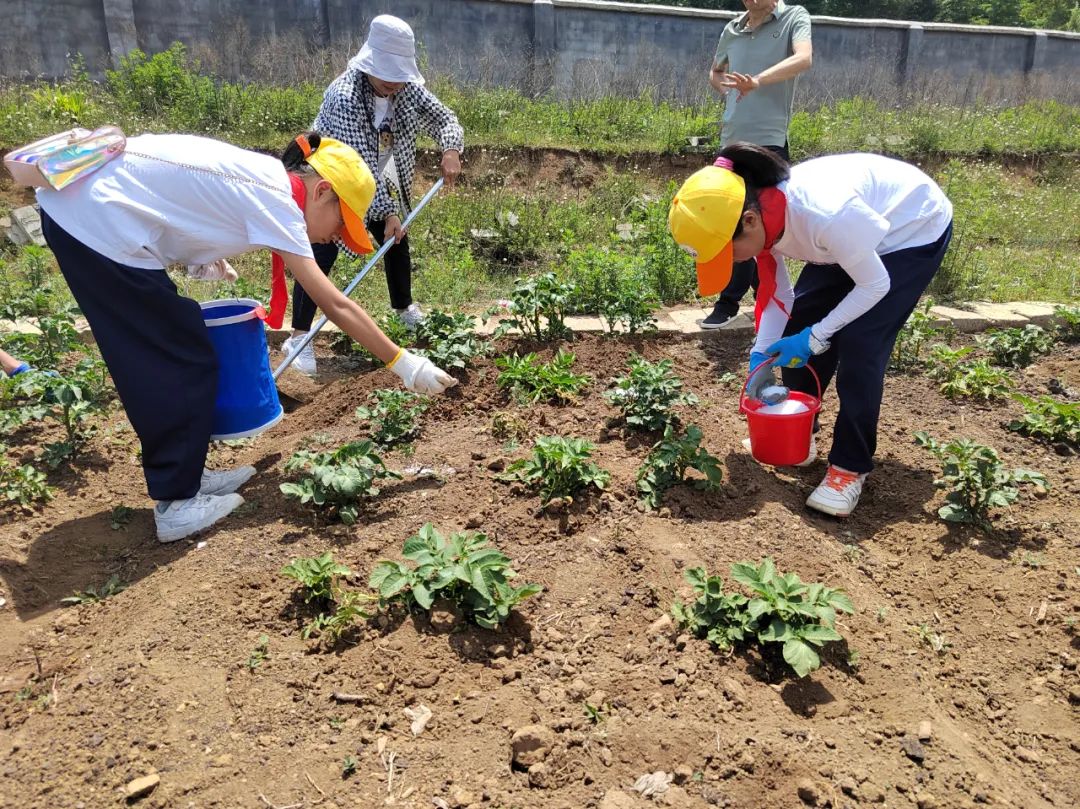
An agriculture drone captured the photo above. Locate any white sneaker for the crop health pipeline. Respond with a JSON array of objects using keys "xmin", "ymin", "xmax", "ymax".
[
  {"xmin": 200, "ymin": 465, "xmax": 256, "ymax": 496},
  {"xmin": 280, "ymin": 333, "xmax": 317, "ymax": 376},
  {"xmin": 806, "ymin": 466, "xmax": 867, "ymax": 517},
  {"xmin": 395, "ymin": 303, "xmax": 425, "ymax": 330},
  {"xmin": 155, "ymin": 493, "xmax": 244, "ymax": 543},
  {"xmin": 742, "ymin": 435, "xmax": 817, "ymax": 467}
]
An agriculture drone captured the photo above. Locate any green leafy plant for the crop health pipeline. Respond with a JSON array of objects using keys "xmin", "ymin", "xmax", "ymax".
[
  {"xmin": 281, "ymin": 552, "xmax": 352, "ymax": 605},
  {"xmin": 636, "ymin": 425, "xmax": 723, "ymax": 509},
  {"xmin": 1054, "ymin": 305, "xmax": 1080, "ymax": 343},
  {"xmin": 499, "ymin": 436, "xmax": 610, "ymax": 505},
  {"xmin": 561, "ymin": 245, "xmax": 658, "ymax": 334},
  {"xmin": 356, "ymin": 390, "xmax": 430, "ymax": 449},
  {"xmin": 605, "ymin": 355, "xmax": 698, "ymax": 432},
  {"xmin": 280, "ymin": 441, "xmax": 400, "ymax": 524},
  {"xmin": 485, "ymin": 272, "xmax": 575, "ymax": 341},
  {"xmin": 495, "ymin": 349, "xmax": 590, "ymax": 404},
  {"xmin": 246, "ymin": 635, "xmax": 270, "ymax": 672},
  {"xmin": 0, "ymin": 452, "xmax": 53, "ymax": 510},
  {"xmin": 370, "ymin": 523, "xmax": 542, "ymax": 629},
  {"xmin": 890, "ymin": 298, "xmax": 944, "ymax": 372},
  {"xmin": 341, "ymin": 755, "xmax": 358, "ymax": 779},
  {"xmin": 331, "ymin": 313, "xmax": 412, "ymax": 362},
  {"xmin": 981, "ymin": 324, "xmax": 1054, "ymax": 368},
  {"xmin": 914, "ymin": 623, "xmax": 951, "ymax": 655},
  {"xmin": 302, "ymin": 590, "xmax": 374, "ymax": 642},
  {"xmin": 927, "ymin": 346, "xmax": 1014, "ymax": 401},
  {"xmin": 281, "ymin": 552, "xmax": 372, "ymax": 642},
  {"xmin": 414, "ymin": 309, "xmax": 489, "ymax": 370},
  {"xmin": 673, "ymin": 560, "xmax": 854, "ymax": 678},
  {"xmin": 915, "ymin": 432, "xmax": 1048, "ymax": 530},
  {"xmin": 1007, "ymin": 394, "xmax": 1080, "ymax": 445},
  {"xmin": 109, "ymin": 505, "xmax": 134, "ymax": 530},
  {"xmin": 61, "ymin": 574, "xmax": 126, "ymax": 605}
]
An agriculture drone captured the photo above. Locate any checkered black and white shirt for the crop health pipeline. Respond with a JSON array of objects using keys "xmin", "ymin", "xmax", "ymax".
[{"xmin": 314, "ymin": 69, "xmax": 464, "ymax": 223}]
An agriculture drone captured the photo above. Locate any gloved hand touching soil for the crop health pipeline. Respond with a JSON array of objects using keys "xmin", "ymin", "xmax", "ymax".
[{"xmin": 388, "ymin": 350, "xmax": 458, "ymax": 395}]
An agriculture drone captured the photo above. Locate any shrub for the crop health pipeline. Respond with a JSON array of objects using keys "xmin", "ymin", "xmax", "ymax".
[
  {"xmin": 499, "ymin": 436, "xmax": 610, "ymax": 504},
  {"xmin": 370, "ymin": 523, "xmax": 542, "ymax": 629},
  {"xmin": 981, "ymin": 324, "xmax": 1054, "ymax": 368},
  {"xmin": 355, "ymin": 390, "xmax": 429, "ymax": 449},
  {"xmin": 605, "ymin": 355, "xmax": 697, "ymax": 432},
  {"xmin": 636, "ymin": 425, "xmax": 723, "ymax": 510},
  {"xmin": 562, "ymin": 246, "xmax": 658, "ymax": 334},
  {"xmin": 486, "ymin": 272, "xmax": 575, "ymax": 341},
  {"xmin": 1055, "ymin": 305, "xmax": 1080, "ymax": 343},
  {"xmin": 915, "ymin": 432, "xmax": 1048, "ymax": 531},
  {"xmin": 1007, "ymin": 395, "xmax": 1080, "ymax": 446},
  {"xmin": 672, "ymin": 559, "xmax": 854, "ymax": 678},
  {"xmin": 495, "ymin": 349, "xmax": 590, "ymax": 404},
  {"xmin": 280, "ymin": 441, "xmax": 400, "ymax": 524},
  {"xmin": 414, "ymin": 310, "xmax": 489, "ymax": 370}
]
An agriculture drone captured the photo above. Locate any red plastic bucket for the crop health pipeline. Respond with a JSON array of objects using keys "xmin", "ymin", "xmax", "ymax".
[{"xmin": 739, "ymin": 359, "xmax": 822, "ymax": 466}]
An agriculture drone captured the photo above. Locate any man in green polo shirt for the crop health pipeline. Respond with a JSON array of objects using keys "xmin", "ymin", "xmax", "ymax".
[{"xmin": 701, "ymin": 0, "xmax": 813, "ymax": 329}]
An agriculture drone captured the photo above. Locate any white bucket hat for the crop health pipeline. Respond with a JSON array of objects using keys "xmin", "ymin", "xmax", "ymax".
[{"xmin": 348, "ymin": 15, "xmax": 425, "ymax": 85}]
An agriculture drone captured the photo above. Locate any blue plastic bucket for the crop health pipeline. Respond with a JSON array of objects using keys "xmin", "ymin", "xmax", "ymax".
[{"xmin": 201, "ymin": 298, "xmax": 283, "ymax": 440}]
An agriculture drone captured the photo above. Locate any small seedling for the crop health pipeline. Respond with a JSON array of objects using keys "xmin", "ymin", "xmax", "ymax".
[
  {"xmin": 636, "ymin": 424, "xmax": 722, "ymax": 510},
  {"xmin": 281, "ymin": 552, "xmax": 373, "ymax": 642},
  {"xmin": 499, "ymin": 436, "xmax": 610, "ymax": 505},
  {"xmin": 61, "ymin": 574, "xmax": 126, "ymax": 605},
  {"xmin": 414, "ymin": 309, "xmax": 489, "ymax": 370},
  {"xmin": 846, "ymin": 650, "xmax": 862, "ymax": 671},
  {"xmin": 370, "ymin": 523, "xmax": 542, "ymax": 629},
  {"xmin": 1007, "ymin": 395, "xmax": 1079, "ymax": 446},
  {"xmin": 302, "ymin": 590, "xmax": 374, "ymax": 642},
  {"xmin": 280, "ymin": 440, "xmax": 400, "ymax": 524},
  {"xmin": 0, "ymin": 453, "xmax": 53, "ymax": 510},
  {"xmin": 246, "ymin": 635, "xmax": 270, "ymax": 672},
  {"xmin": 495, "ymin": 350, "xmax": 590, "ymax": 404},
  {"xmin": 584, "ymin": 702, "xmax": 607, "ymax": 724},
  {"xmin": 342, "ymin": 755, "xmax": 358, "ymax": 779},
  {"xmin": 876, "ymin": 607, "xmax": 889, "ymax": 623},
  {"xmin": 841, "ymin": 544, "xmax": 863, "ymax": 563},
  {"xmin": 109, "ymin": 505, "xmax": 134, "ymax": 531},
  {"xmin": 281, "ymin": 552, "xmax": 352, "ymax": 606},
  {"xmin": 1018, "ymin": 551, "xmax": 1046, "ymax": 569},
  {"xmin": 356, "ymin": 389, "xmax": 430, "ymax": 448},
  {"xmin": 485, "ymin": 272, "xmax": 574, "ymax": 341},
  {"xmin": 915, "ymin": 623, "xmax": 951, "ymax": 655},
  {"xmin": 329, "ymin": 717, "xmax": 345, "ymax": 731},
  {"xmin": 981, "ymin": 324, "xmax": 1053, "ymax": 368},
  {"xmin": 915, "ymin": 432, "xmax": 1048, "ymax": 531},
  {"xmin": 605, "ymin": 355, "xmax": 698, "ymax": 432}
]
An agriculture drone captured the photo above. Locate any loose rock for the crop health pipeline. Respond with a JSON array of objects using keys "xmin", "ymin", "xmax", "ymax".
[
  {"xmin": 647, "ymin": 614, "xmax": 673, "ymax": 636},
  {"xmin": 599, "ymin": 791, "xmax": 638, "ymax": 809},
  {"xmin": 125, "ymin": 774, "xmax": 160, "ymax": 800},
  {"xmin": 917, "ymin": 721, "xmax": 933, "ymax": 741},
  {"xmin": 511, "ymin": 724, "xmax": 555, "ymax": 768},
  {"xmin": 901, "ymin": 735, "xmax": 926, "ymax": 763},
  {"xmin": 673, "ymin": 764, "xmax": 694, "ymax": 785}
]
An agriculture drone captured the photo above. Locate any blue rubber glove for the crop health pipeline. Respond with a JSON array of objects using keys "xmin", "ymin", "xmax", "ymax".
[
  {"xmin": 747, "ymin": 351, "xmax": 775, "ymax": 401},
  {"xmin": 767, "ymin": 327, "xmax": 814, "ymax": 369},
  {"xmin": 8, "ymin": 363, "xmax": 31, "ymax": 378}
]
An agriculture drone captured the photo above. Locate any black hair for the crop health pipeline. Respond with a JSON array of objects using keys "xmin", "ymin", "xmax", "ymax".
[
  {"xmin": 281, "ymin": 131, "xmax": 324, "ymax": 174},
  {"xmin": 717, "ymin": 142, "xmax": 791, "ymax": 238}
]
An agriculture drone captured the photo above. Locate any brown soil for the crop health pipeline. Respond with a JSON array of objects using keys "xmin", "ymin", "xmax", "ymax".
[{"xmin": 1, "ymin": 333, "xmax": 1078, "ymax": 809}]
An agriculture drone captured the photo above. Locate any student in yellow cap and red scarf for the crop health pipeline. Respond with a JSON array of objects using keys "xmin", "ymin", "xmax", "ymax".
[
  {"xmin": 34, "ymin": 130, "xmax": 456, "ymax": 543},
  {"xmin": 669, "ymin": 144, "xmax": 952, "ymax": 517}
]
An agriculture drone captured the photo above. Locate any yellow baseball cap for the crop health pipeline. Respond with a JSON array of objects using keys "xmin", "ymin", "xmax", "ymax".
[
  {"xmin": 300, "ymin": 135, "xmax": 376, "ymax": 255},
  {"xmin": 668, "ymin": 165, "xmax": 746, "ymax": 296}
]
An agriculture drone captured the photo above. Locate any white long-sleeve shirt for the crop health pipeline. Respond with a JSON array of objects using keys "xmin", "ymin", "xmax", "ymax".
[{"xmin": 753, "ymin": 153, "xmax": 953, "ymax": 354}]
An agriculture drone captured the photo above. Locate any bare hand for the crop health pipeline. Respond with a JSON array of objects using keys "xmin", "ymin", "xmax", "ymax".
[
  {"xmin": 719, "ymin": 72, "xmax": 760, "ymax": 101},
  {"xmin": 441, "ymin": 149, "xmax": 461, "ymax": 189},
  {"xmin": 384, "ymin": 214, "xmax": 406, "ymax": 245}
]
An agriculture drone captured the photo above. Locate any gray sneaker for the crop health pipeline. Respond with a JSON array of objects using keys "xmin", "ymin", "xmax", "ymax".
[
  {"xmin": 395, "ymin": 303, "xmax": 426, "ymax": 330},
  {"xmin": 155, "ymin": 493, "xmax": 244, "ymax": 543},
  {"xmin": 200, "ymin": 465, "xmax": 256, "ymax": 496}
]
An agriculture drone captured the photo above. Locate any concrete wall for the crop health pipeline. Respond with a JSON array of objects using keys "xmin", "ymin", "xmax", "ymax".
[{"xmin": 6, "ymin": 0, "xmax": 1079, "ymax": 104}]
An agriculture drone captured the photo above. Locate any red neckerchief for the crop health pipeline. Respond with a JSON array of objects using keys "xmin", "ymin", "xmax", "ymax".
[
  {"xmin": 264, "ymin": 174, "xmax": 306, "ymax": 329},
  {"xmin": 752, "ymin": 187, "xmax": 789, "ymax": 330}
]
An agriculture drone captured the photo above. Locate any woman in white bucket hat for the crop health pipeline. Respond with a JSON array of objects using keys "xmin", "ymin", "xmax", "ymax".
[{"xmin": 282, "ymin": 14, "xmax": 464, "ymax": 376}]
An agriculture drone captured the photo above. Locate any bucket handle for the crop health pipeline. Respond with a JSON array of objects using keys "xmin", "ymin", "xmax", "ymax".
[{"xmin": 739, "ymin": 356, "xmax": 822, "ymax": 413}]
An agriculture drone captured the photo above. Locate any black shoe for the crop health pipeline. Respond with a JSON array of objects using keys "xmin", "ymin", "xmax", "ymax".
[{"xmin": 700, "ymin": 305, "xmax": 738, "ymax": 330}]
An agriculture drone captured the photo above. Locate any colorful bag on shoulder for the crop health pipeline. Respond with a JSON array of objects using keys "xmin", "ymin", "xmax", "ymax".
[{"xmin": 4, "ymin": 126, "xmax": 126, "ymax": 190}]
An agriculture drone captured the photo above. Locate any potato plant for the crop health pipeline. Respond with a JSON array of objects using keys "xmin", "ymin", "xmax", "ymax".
[
  {"xmin": 60, "ymin": 574, "xmax": 126, "ymax": 606},
  {"xmin": 485, "ymin": 272, "xmax": 575, "ymax": 341},
  {"xmin": 673, "ymin": 559, "xmax": 854, "ymax": 678},
  {"xmin": 890, "ymin": 298, "xmax": 944, "ymax": 373},
  {"xmin": 414, "ymin": 309, "xmax": 489, "ymax": 370},
  {"xmin": 495, "ymin": 349, "xmax": 590, "ymax": 404},
  {"xmin": 981, "ymin": 324, "xmax": 1053, "ymax": 368},
  {"xmin": 605, "ymin": 355, "xmax": 698, "ymax": 432},
  {"xmin": 1007, "ymin": 395, "xmax": 1080, "ymax": 446},
  {"xmin": 0, "ymin": 450, "xmax": 53, "ymax": 510},
  {"xmin": 636, "ymin": 425, "xmax": 722, "ymax": 509},
  {"xmin": 915, "ymin": 432, "xmax": 1048, "ymax": 531},
  {"xmin": 356, "ymin": 389, "xmax": 430, "ymax": 449},
  {"xmin": 280, "ymin": 440, "xmax": 400, "ymax": 524},
  {"xmin": 926, "ymin": 346, "xmax": 1013, "ymax": 401},
  {"xmin": 499, "ymin": 436, "xmax": 610, "ymax": 505},
  {"xmin": 370, "ymin": 523, "xmax": 542, "ymax": 629},
  {"xmin": 281, "ymin": 552, "xmax": 372, "ymax": 642}
]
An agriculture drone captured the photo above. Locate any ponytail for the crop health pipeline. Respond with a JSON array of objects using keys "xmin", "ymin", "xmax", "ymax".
[
  {"xmin": 717, "ymin": 142, "xmax": 790, "ymax": 238},
  {"xmin": 282, "ymin": 131, "xmax": 324, "ymax": 174}
]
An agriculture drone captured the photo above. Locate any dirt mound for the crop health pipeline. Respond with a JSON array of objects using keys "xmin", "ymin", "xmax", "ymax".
[{"xmin": 1, "ymin": 333, "xmax": 1078, "ymax": 808}]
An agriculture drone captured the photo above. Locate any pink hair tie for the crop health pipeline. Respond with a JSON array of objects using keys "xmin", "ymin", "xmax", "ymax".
[{"xmin": 713, "ymin": 156, "xmax": 734, "ymax": 170}]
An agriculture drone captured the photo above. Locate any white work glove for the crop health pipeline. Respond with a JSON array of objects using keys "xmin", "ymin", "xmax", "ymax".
[
  {"xmin": 185, "ymin": 259, "xmax": 238, "ymax": 282},
  {"xmin": 389, "ymin": 349, "xmax": 458, "ymax": 395}
]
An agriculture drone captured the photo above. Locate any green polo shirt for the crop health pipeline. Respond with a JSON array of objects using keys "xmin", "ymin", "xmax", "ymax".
[{"xmin": 714, "ymin": 1, "xmax": 812, "ymax": 147}]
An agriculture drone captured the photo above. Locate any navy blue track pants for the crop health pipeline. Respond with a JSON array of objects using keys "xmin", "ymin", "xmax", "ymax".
[
  {"xmin": 41, "ymin": 212, "xmax": 218, "ymax": 501},
  {"xmin": 780, "ymin": 223, "xmax": 953, "ymax": 475}
]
